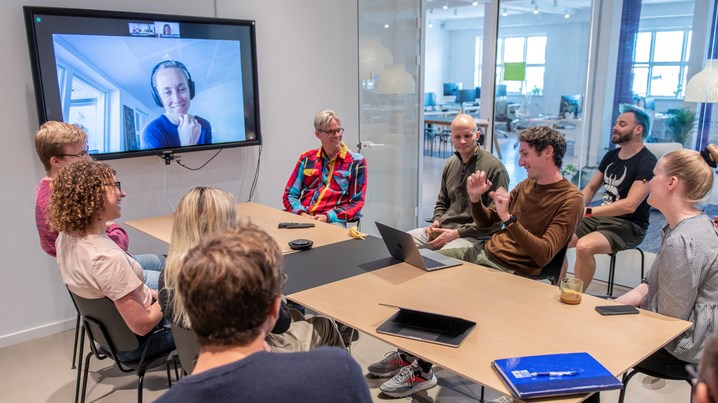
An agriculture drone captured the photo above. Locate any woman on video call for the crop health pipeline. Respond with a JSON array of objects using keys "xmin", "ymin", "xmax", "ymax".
[{"xmin": 141, "ymin": 60, "xmax": 212, "ymax": 149}]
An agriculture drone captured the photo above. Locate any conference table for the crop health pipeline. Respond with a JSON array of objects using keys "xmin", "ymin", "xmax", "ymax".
[
  {"xmin": 126, "ymin": 203, "xmax": 691, "ymax": 403},
  {"xmin": 124, "ymin": 202, "xmax": 351, "ymax": 253}
]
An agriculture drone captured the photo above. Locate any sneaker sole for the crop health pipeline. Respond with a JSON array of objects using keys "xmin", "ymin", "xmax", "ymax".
[
  {"xmin": 381, "ymin": 376, "xmax": 438, "ymax": 398},
  {"xmin": 367, "ymin": 367, "xmax": 403, "ymax": 378}
]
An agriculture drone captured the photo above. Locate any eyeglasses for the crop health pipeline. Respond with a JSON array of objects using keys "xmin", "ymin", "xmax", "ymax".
[
  {"xmin": 319, "ymin": 128, "xmax": 344, "ymax": 135},
  {"xmin": 105, "ymin": 181, "xmax": 122, "ymax": 192},
  {"xmin": 57, "ymin": 146, "xmax": 89, "ymax": 158}
]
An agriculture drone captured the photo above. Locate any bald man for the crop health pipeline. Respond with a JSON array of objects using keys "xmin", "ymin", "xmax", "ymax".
[{"xmin": 409, "ymin": 114, "xmax": 508, "ymax": 250}]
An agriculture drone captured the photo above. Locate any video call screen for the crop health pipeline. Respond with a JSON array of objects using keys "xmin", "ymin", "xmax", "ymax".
[{"xmin": 25, "ymin": 7, "xmax": 261, "ymax": 159}]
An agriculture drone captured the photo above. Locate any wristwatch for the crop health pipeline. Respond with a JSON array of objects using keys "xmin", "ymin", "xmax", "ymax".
[{"xmin": 503, "ymin": 214, "xmax": 517, "ymax": 227}]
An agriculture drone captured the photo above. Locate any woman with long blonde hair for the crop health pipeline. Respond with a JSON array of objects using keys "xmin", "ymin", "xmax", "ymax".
[
  {"xmin": 159, "ymin": 187, "xmax": 237, "ymax": 327},
  {"xmin": 158, "ymin": 187, "xmax": 343, "ymax": 353}
]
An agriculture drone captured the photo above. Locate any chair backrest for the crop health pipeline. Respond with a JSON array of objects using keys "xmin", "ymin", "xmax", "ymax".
[
  {"xmin": 645, "ymin": 142, "xmax": 682, "ymax": 160},
  {"xmin": 170, "ymin": 323, "xmax": 200, "ymax": 374},
  {"xmin": 70, "ymin": 291, "xmax": 140, "ymax": 353},
  {"xmin": 495, "ymin": 99, "xmax": 509, "ymax": 121},
  {"xmin": 537, "ymin": 245, "xmax": 569, "ymax": 285}
]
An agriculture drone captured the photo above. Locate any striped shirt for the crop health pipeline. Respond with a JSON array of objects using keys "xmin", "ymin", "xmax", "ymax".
[{"xmin": 282, "ymin": 143, "xmax": 367, "ymax": 223}]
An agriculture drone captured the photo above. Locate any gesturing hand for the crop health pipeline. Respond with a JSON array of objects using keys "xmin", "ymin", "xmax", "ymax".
[
  {"xmin": 178, "ymin": 114, "xmax": 201, "ymax": 146},
  {"xmin": 466, "ymin": 170, "xmax": 493, "ymax": 203},
  {"xmin": 489, "ymin": 186, "xmax": 511, "ymax": 222}
]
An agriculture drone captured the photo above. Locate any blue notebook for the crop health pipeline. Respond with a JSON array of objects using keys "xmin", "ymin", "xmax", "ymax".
[{"xmin": 493, "ymin": 352, "xmax": 623, "ymax": 399}]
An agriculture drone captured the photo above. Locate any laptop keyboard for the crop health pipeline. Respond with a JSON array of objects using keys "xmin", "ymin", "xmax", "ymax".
[{"xmin": 421, "ymin": 255, "xmax": 444, "ymax": 268}]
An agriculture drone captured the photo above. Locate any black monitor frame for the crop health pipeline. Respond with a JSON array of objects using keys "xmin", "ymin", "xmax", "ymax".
[{"xmin": 24, "ymin": 6, "xmax": 262, "ymax": 160}]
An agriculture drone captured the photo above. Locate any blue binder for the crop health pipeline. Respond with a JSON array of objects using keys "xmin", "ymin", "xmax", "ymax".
[{"xmin": 493, "ymin": 352, "xmax": 623, "ymax": 399}]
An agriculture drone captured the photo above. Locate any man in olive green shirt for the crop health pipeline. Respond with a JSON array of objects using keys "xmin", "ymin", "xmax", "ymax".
[{"xmin": 409, "ymin": 114, "xmax": 508, "ymax": 250}]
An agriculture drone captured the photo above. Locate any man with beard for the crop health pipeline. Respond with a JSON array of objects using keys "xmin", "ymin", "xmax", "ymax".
[
  {"xmin": 562, "ymin": 104, "xmax": 657, "ymax": 288},
  {"xmin": 283, "ymin": 109, "xmax": 367, "ymax": 224}
]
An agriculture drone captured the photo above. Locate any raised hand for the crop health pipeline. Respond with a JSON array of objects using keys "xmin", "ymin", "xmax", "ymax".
[
  {"xmin": 489, "ymin": 186, "xmax": 510, "ymax": 221},
  {"xmin": 177, "ymin": 114, "xmax": 201, "ymax": 146},
  {"xmin": 466, "ymin": 170, "xmax": 493, "ymax": 203}
]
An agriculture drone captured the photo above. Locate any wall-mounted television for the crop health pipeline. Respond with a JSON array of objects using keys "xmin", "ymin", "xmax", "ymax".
[{"xmin": 24, "ymin": 6, "xmax": 261, "ymax": 160}]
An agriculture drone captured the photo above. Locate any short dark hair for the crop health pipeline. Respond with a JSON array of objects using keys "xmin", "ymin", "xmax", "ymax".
[
  {"xmin": 177, "ymin": 222, "xmax": 284, "ymax": 346},
  {"xmin": 619, "ymin": 103, "xmax": 652, "ymax": 137},
  {"xmin": 518, "ymin": 126, "xmax": 567, "ymax": 169}
]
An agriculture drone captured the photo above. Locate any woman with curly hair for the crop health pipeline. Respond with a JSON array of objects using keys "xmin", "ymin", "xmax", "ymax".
[
  {"xmin": 614, "ymin": 144, "xmax": 718, "ymax": 378},
  {"xmin": 51, "ymin": 159, "xmax": 174, "ymax": 360},
  {"xmin": 159, "ymin": 186, "xmax": 343, "ymax": 354},
  {"xmin": 34, "ymin": 122, "xmax": 165, "ymax": 288}
]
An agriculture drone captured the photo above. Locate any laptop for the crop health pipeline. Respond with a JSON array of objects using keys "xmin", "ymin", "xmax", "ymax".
[
  {"xmin": 375, "ymin": 222, "xmax": 463, "ymax": 271},
  {"xmin": 376, "ymin": 304, "xmax": 476, "ymax": 348}
]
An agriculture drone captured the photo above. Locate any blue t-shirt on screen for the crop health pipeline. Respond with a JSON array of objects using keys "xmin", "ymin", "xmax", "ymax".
[{"xmin": 141, "ymin": 114, "xmax": 212, "ymax": 149}]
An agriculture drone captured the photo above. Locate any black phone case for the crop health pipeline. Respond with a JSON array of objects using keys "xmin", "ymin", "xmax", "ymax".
[{"xmin": 595, "ymin": 305, "xmax": 639, "ymax": 315}]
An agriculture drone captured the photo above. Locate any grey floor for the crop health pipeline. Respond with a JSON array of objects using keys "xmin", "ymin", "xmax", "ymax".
[{"xmin": 0, "ymin": 280, "xmax": 691, "ymax": 402}]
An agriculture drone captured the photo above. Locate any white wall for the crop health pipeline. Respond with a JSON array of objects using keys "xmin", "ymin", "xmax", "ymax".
[
  {"xmin": 0, "ymin": 0, "xmax": 358, "ymax": 347},
  {"xmin": 425, "ymin": 25, "xmax": 450, "ymax": 97}
]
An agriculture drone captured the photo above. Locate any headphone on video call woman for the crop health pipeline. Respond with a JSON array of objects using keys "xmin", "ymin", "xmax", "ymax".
[{"xmin": 150, "ymin": 60, "xmax": 196, "ymax": 107}]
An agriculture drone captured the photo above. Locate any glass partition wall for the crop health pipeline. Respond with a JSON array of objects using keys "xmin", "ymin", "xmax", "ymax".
[
  {"xmin": 358, "ymin": 0, "xmax": 422, "ymax": 234},
  {"xmin": 420, "ymin": 0, "xmax": 716, "ymax": 284}
]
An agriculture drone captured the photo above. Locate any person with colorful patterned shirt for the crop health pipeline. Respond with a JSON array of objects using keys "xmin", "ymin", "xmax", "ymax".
[{"xmin": 282, "ymin": 110, "xmax": 367, "ymax": 224}]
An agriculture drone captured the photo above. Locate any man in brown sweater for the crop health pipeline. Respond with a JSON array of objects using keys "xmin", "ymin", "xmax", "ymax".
[{"xmin": 442, "ymin": 126, "xmax": 583, "ymax": 276}]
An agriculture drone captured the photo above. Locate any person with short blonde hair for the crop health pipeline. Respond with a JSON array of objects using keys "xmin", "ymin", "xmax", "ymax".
[
  {"xmin": 155, "ymin": 223, "xmax": 371, "ymax": 403},
  {"xmin": 616, "ymin": 144, "xmax": 718, "ymax": 379},
  {"xmin": 51, "ymin": 159, "xmax": 174, "ymax": 362},
  {"xmin": 283, "ymin": 109, "xmax": 367, "ymax": 224}
]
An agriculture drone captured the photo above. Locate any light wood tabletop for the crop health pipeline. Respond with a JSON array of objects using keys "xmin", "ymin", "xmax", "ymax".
[
  {"xmin": 124, "ymin": 202, "xmax": 353, "ymax": 254},
  {"xmin": 289, "ymin": 261, "xmax": 691, "ymax": 402}
]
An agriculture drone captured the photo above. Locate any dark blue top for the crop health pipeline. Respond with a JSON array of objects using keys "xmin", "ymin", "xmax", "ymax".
[
  {"xmin": 154, "ymin": 347, "xmax": 372, "ymax": 403},
  {"xmin": 141, "ymin": 114, "xmax": 212, "ymax": 149}
]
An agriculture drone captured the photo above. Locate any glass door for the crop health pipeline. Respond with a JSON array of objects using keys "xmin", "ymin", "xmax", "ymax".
[{"xmin": 358, "ymin": 0, "xmax": 422, "ymax": 235}]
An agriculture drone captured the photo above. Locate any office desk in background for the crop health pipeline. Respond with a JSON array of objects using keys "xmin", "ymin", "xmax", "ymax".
[
  {"xmin": 289, "ymin": 261, "xmax": 691, "ymax": 403},
  {"xmin": 124, "ymin": 202, "xmax": 351, "ymax": 254},
  {"xmin": 424, "ymin": 115, "xmax": 499, "ymax": 158}
]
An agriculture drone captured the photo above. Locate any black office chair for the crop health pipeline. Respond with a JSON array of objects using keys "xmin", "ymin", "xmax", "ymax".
[
  {"xmin": 618, "ymin": 365, "xmax": 692, "ymax": 402},
  {"xmin": 170, "ymin": 323, "xmax": 199, "ymax": 376},
  {"xmin": 494, "ymin": 99, "xmax": 518, "ymax": 138},
  {"xmin": 67, "ymin": 288, "xmax": 85, "ymax": 370},
  {"xmin": 531, "ymin": 245, "xmax": 569, "ymax": 285},
  {"xmin": 70, "ymin": 292, "xmax": 177, "ymax": 403}
]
